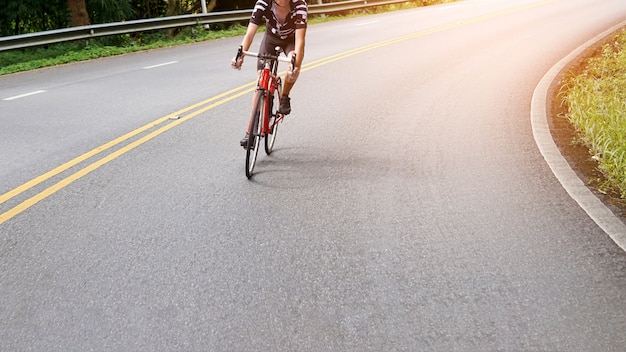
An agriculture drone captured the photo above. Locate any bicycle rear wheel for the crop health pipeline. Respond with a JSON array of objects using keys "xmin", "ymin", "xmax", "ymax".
[
  {"xmin": 265, "ymin": 79, "xmax": 282, "ymax": 155},
  {"xmin": 245, "ymin": 92, "xmax": 263, "ymax": 178}
]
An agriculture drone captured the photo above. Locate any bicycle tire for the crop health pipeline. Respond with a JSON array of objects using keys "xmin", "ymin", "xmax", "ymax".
[
  {"xmin": 245, "ymin": 92, "xmax": 264, "ymax": 178},
  {"xmin": 265, "ymin": 78, "xmax": 282, "ymax": 155}
]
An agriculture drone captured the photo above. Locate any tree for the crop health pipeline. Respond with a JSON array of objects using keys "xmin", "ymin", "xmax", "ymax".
[
  {"xmin": 0, "ymin": 0, "xmax": 68, "ymax": 35},
  {"xmin": 1, "ymin": 0, "xmax": 37, "ymax": 35},
  {"xmin": 165, "ymin": 0, "xmax": 177, "ymax": 16},
  {"xmin": 67, "ymin": 0, "xmax": 90, "ymax": 26},
  {"xmin": 163, "ymin": 0, "xmax": 217, "ymax": 16},
  {"xmin": 205, "ymin": 0, "xmax": 217, "ymax": 13},
  {"xmin": 87, "ymin": 0, "xmax": 134, "ymax": 24},
  {"xmin": 214, "ymin": 1, "xmax": 254, "ymax": 11},
  {"xmin": 131, "ymin": 0, "xmax": 166, "ymax": 19}
]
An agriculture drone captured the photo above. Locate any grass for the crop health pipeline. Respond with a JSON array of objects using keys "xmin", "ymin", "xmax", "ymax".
[
  {"xmin": 0, "ymin": 1, "xmax": 456, "ymax": 76},
  {"xmin": 560, "ymin": 28, "xmax": 626, "ymax": 199},
  {"xmin": 0, "ymin": 24, "xmax": 248, "ymax": 75}
]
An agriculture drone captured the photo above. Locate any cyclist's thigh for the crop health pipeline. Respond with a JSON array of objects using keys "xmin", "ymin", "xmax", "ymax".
[
  {"xmin": 282, "ymin": 35, "xmax": 296, "ymax": 56},
  {"xmin": 258, "ymin": 32, "xmax": 281, "ymax": 70}
]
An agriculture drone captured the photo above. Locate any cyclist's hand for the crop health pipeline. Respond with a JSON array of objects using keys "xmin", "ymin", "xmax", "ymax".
[
  {"xmin": 231, "ymin": 56, "xmax": 243, "ymax": 70},
  {"xmin": 287, "ymin": 66, "xmax": 300, "ymax": 83},
  {"xmin": 286, "ymin": 52, "xmax": 299, "ymax": 82}
]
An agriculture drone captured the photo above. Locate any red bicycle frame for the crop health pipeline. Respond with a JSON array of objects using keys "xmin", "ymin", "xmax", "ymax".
[
  {"xmin": 237, "ymin": 46, "xmax": 295, "ymax": 178},
  {"xmin": 257, "ymin": 60, "xmax": 282, "ymax": 136}
]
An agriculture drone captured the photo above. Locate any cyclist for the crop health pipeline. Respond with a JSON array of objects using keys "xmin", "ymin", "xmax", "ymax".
[{"xmin": 231, "ymin": 0, "xmax": 308, "ymax": 147}]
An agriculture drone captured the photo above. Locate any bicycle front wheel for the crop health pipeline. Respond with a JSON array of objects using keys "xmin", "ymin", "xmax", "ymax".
[
  {"xmin": 245, "ymin": 91, "xmax": 263, "ymax": 178},
  {"xmin": 265, "ymin": 79, "xmax": 282, "ymax": 155}
]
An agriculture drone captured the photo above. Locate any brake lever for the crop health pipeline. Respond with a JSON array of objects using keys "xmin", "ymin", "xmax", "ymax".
[
  {"xmin": 236, "ymin": 45, "xmax": 243, "ymax": 61},
  {"xmin": 290, "ymin": 53, "xmax": 297, "ymax": 73}
]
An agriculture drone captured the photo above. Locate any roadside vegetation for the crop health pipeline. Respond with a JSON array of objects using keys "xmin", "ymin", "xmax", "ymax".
[
  {"xmin": 559, "ymin": 28, "xmax": 626, "ymax": 200},
  {"xmin": 0, "ymin": 1, "xmax": 455, "ymax": 76},
  {"xmin": 0, "ymin": 24, "xmax": 247, "ymax": 75}
]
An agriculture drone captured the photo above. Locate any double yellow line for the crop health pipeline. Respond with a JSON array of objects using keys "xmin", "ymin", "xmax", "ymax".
[
  {"xmin": 0, "ymin": 0, "xmax": 559, "ymax": 224},
  {"xmin": 0, "ymin": 84, "xmax": 255, "ymax": 224}
]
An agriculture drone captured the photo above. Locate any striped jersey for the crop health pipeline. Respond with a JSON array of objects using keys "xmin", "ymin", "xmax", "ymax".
[{"xmin": 250, "ymin": 0, "xmax": 308, "ymax": 39}]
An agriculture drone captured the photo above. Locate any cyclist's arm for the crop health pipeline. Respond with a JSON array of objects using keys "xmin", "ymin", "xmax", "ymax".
[
  {"xmin": 232, "ymin": 23, "xmax": 259, "ymax": 69},
  {"xmin": 285, "ymin": 27, "xmax": 305, "ymax": 81},
  {"xmin": 240, "ymin": 22, "xmax": 259, "ymax": 52},
  {"xmin": 293, "ymin": 28, "xmax": 306, "ymax": 69}
]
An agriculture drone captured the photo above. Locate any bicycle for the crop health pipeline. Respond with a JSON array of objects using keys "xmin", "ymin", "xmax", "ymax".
[{"xmin": 235, "ymin": 45, "xmax": 295, "ymax": 178}]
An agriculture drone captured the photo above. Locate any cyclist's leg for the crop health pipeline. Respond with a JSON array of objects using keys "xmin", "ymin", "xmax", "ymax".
[
  {"xmin": 241, "ymin": 31, "xmax": 277, "ymax": 145},
  {"xmin": 282, "ymin": 37, "xmax": 296, "ymax": 94},
  {"xmin": 279, "ymin": 36, "xmax": 297, "ymax": 114},
  {"xmin": 265, "ymin": 76, "xmax": 282, "ymax": 155},
  {"xmin": 245, "ymin": 92, "xmax": 263, "ymax": 178},
  {"xmin": 241, "ymin": 88, "xmax": 262, "ymax": 147},
  {"xmin": 257, "ymin": 31, "xmax": 271, "ymax": 70}
]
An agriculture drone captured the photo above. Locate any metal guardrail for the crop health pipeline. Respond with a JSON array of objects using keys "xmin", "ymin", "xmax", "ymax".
[{"xmin": 0, "ymin": 0, "xmax": 408, "ymax": 52}]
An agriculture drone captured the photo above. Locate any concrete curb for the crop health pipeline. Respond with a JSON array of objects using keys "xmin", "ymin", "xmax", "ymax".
[{"xmin": 530, "ymin": 20, "xmax": 626, "ymax": 252}]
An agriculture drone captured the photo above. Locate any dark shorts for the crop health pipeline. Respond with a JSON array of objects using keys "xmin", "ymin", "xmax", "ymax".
[{"xmin": 257, "ymin": 30, "xmax": 295, "ymax": 71}]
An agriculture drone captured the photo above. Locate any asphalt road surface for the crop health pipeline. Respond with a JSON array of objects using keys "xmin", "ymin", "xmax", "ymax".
[{"xmin": 2, "ymin": 0, "xmax": 626, "ymax": 350}]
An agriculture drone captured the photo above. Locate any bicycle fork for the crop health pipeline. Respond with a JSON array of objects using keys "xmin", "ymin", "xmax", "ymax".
[{"xmin": 247, "ymin": 70, "xmax": 283, "ymax": 136}]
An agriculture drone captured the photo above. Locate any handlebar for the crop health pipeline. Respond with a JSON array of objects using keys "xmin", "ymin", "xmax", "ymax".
[{"xmin": 236, "ymin": 45, "xmax": 296, "ymax": 70}]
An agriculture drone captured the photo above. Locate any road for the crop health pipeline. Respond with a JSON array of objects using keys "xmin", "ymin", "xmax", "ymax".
[{"xmin": 1, "ymin": 0, "xmax": 626, "ymax": 350}]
